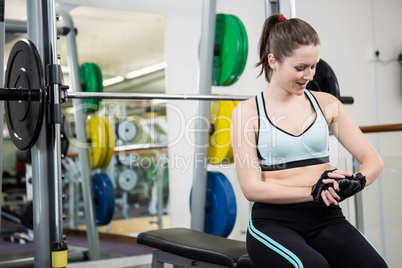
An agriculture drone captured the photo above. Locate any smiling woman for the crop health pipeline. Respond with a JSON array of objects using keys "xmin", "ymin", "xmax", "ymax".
[{"xmin": 231, "ymin": 13, "xmax": 389, "ymax": 268}]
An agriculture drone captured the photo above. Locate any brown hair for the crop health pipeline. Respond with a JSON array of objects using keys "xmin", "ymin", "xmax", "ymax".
[{"xmin": 256, "ymin": 14, "xmax": 320, "ymax": 82}]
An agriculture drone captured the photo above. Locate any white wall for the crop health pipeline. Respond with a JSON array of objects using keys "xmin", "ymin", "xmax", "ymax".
[{"xmin": 58, "ymin": 0, "xmax": 402, "ymax": 265}]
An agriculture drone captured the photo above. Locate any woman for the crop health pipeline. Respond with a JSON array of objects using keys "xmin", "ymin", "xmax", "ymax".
[{"xmin": 231, "ymin": 14, "xmax": 388, "ymax": 268}]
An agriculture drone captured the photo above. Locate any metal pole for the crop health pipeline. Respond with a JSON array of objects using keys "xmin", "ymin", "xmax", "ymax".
[
  {"xmin": 190, "ymin": 0, "xmax": 217, "ymax": 232},
  {"xmin": 57, "ymin": 9, "xmax": 101, "ymax": 260},
  {"xmin": 67, "ymin": 91, "xmax": 250, "ymax": 101},
  {"xmin": 265, "ymin": 0, "xmax": 279, "ymax": 18},
  {"xmin": 44, "ymin": 1, "xmax": 67, "ymax": 265},
  {"xmin": 289, "ymin": 0, "xmax": 296, "ymax": 18},
  {"xmin": 27, "ymin": 0, "xmax": 52, "ymax": 267},
  {"xmin": 0, "ymin": 0, "xmax": 5, "ymax": 236},
  {"xmin": 265, "ymin": 0, "xmax": 280, "ymax": 18},
  {"xmin": 5, "ymin": 19, "xmax": 70, "ymax": 35},
  {"xmin": 353, "ymin": 157, "xmax": 364, "ymax": 232}
]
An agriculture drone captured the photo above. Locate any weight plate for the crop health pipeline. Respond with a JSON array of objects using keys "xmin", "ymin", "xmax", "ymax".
[
  {"xmin": 5, "ymin": 39, "xmax": 45, "ymax": 151},
  {"xmin": 61, "ymin": 115, "xmax": 70, "ymax": 158},
  {"xmin": 92, "ymin": 173, "xmax": 115, "ymax": 226},
  {"xmin": 227, "ymin": 15, "xmax": 248, "ymax": 86},
  {"xmin": 87, "ymin": 116, "xmax": 107, "ymax": 168},
  {"xmin": 208, "ymin": 100, "xmax": 237, "ymax": 165},
  {"xmin": 92, "ymin": 63, "xmax": 104, "ymax": 110},
  {"xmin": 80, "ymin": 63, "xmax": 103, "ymax": 114},
  {"xmin": 118, "ymin": 168, "xmax": 138, "ymax": 191},
  {"xmin": 214, "ymin": 14, "xmax": 243, "ymax": 86},
  {"xmin": 117, "ymin": 120, "xmax": 137, "ymax": 143},
  {"xmin": 99, "ymin": 117, "xmax": 115, "ymax": 169},
  {"xmin": 190, "ymin": 171, "xmax": 237, "ymax": 237},
  {"xmin": 308, "ymin": 59, "xmax": 340, "ymax": 99},
  {"xmin": 222, "ymin": 14, "xmax": 244, "ymax": 86}
]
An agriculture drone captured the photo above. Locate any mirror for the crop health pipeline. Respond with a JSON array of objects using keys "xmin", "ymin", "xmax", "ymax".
[{"xmin": 1, "ymin": 2, "xmax": 168, "ymax": 265}]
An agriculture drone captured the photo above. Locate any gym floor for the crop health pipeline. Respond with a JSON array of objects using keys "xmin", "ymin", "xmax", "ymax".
[{"xmin": 0, "ymin": 216, "xmax": 166, "ymax": 267}]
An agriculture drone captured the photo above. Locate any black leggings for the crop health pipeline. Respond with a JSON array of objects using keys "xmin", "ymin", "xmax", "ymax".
[{"xmin": 247, "ymin": 202, "xmax": 389, "ymax": 268}]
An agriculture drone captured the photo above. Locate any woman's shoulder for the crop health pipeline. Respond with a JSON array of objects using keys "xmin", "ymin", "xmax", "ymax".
[
  {"xmin": 308, "ymin": 90, "xmax": 340, "ymax": 106},
  {"xmin": 232, "ymin": 95, "xmax": 258, "ymax": 118},
  {"xmin": 308, "ymin": 90, "xmax": 343, "ymax": 121}
]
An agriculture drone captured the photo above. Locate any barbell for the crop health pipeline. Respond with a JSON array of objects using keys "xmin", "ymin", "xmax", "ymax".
[
  {"xmin": 2, "ymin": 38, "xmax": 354, "ymax": 153},
  {"xmin": 1, "ymin": 39, "xmax": 249, "ymax": 152}
]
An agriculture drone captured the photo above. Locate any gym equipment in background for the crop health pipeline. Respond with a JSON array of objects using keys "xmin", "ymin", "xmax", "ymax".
[
  {"xmin": 309, "ymin": 59, "xmax": 354, "ymax": 104},
  {"xmin": 190, "ymin": 171, "xmax": 236, "ymax": 237},
  {"xmin": 4, "ymin": 39, "xmax": 46, "ymax": 151},
  {"xmin": 208, "ymin": 100, "xmax": 239, "ymax": 164},
  {"xmin": 92, "ymin": 173, "xmax": 115, "ymax": 226},
  {"xmin": 212, "ymin": 14, "xmax": 248, "ymax": 86},
  {"xmin": 86, "ymin": 116, "xmax": 115, "ymax": 169},
  {"xmin": 80, "ymin": 62, "xmax": 103, "ymax": 114}
]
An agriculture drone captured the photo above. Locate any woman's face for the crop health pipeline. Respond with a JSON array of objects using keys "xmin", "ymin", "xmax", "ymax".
[{"xmin": 271, "ymin": 45, "xmax": 320, "ymax": 96}]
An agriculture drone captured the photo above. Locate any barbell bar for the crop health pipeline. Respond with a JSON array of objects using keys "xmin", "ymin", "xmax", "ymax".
[
  {"xmin": 66, "ymin": 91, "xmax": 251, "ymax": 101},
  {"xmin": 67, "ymin": 92, "xmax": 353, "ymax": 103},
  {"xmin": 0, "ymin": 88, "xmax": 250, "ymax": 101},
  {"xmin": 1, "ymin": 88, "xmax": 354, "ymax": 103}
]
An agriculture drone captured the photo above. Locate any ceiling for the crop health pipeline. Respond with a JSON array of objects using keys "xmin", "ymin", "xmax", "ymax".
[{"xmin": 3, "ymin": 0, "xmax": 166, "ymax": 96}]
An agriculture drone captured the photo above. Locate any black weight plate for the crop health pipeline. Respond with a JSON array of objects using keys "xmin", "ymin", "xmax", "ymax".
[
  {"xmin": 61, "ymin": 115, "xmax": 70, "ymax": 157},
  {"xmin": 308, "ymin": 59, "xmax": 340, "ymax": 99},
  {"xmin": 5, "ymin": 39, "xmax": 45, "ymax": 151}
]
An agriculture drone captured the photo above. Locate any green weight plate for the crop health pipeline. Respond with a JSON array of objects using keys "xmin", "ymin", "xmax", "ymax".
[
  {"xmin": 214, "ymin": 14, "xmax": 243, "ymax": 86},
  {"xmin": 80, "ymin": 63, "xmax": 96, "ymax": 113},
  {"xmin": 227, "ymin": 15, "xmax": 248, "ymax": 86},
  {"xmin": 212, "ymin": 14, "xmax": 225, "ymax": 86},
  {"xmin": 5, "ymin": 39, "xmax": 46, "ymax": 151},
  {"xmin": 80, "ymin": 62, "xmax": 103, "ymax": 113},
  {"xmin": 92, "ymin": 62, "xmax": 104, "ymax": 110},
  {"xmin": 222, "ymin": 14, "xmax": 244, "ymax": 86}
]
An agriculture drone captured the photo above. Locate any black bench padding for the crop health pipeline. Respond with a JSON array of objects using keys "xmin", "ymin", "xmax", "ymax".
[
  {"xmin": 137, "ymin": 228, "xmax": 248, "ymax": 267},
  {"xmin": 236, "ymin": 254, "xmax": 255, "ymax": 268}
]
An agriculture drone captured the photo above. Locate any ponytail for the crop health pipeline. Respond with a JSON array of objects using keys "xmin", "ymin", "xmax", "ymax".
[{"xmin": 256, "ymin": 14, "xmax": 320, "ymax": 82}]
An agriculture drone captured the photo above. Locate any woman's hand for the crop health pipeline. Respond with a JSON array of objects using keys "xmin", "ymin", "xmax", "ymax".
[{"xmin": 320, "ymin": 170, "xmax": 352, "ymax": 206}]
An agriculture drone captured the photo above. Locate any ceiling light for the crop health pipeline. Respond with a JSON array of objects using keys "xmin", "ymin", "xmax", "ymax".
[
  {"xmin": 125, "ymin": 62, "xmax": 166, "ymax": 79},
  {"xmin": 103, "ymin": 76, "xmax": 124, "ymax": 87}
]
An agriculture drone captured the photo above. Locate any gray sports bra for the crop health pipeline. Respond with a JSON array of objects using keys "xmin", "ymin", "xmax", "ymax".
[{"xmin": 256, "ymin": 90, "xmax": 330, "ymax": 171}]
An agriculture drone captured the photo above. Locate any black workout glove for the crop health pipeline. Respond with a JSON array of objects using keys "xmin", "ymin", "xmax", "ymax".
[
  {"xmin": 311, "ymin": 169, "xmax": 337, "ymax": 202},
  {"xmin": 335, "ymin": 172, "xmax": 366, "ymax": 201},
  {"xmin": 311, "ymin": 170, "xmax": 367, "ymax": 203}
]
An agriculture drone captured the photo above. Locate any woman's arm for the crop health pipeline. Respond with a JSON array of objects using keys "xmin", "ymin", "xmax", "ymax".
[
  {"xmin": 318, "ymin": 92, "xmax": 383, "ymax": 185},
  {"xmin": 231, "ymin": 101, "xmax": 314, "ymax": 204}
]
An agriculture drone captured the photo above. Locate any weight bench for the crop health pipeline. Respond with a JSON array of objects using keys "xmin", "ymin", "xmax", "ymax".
[{"xmin": 137, "ymin": 228, "xmax": 254, "ymax": 268}]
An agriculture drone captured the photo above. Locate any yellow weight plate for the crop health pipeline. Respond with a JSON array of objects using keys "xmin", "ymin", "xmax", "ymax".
[
  {"xmin": 87, "ymin": 116, "xmax": 107, "ymax": 168},
  {"xmin": 99, "ymin": 117, "xmax": 115, "ymax": 169},
  {"xmin": 208, "ymin": 100, "xmax": 238, "ymax": 165},
  {"xmin": 225, "ymin": 100, "xmax": 240, "ymax": 163}
]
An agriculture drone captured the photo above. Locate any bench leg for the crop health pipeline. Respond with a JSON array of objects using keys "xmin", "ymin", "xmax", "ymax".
[{"xmin": 151, "ymin": 255, "xmax": 165, "ymax": 268}]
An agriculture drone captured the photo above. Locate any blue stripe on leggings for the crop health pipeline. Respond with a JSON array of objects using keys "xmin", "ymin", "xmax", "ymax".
[
  {"xmin": 248, "ymin": 212, "xmax": 304, "ymax": 268},
  {"xmin": 355, "ymin": 228, "xmax": 390, "ymax": 268}
]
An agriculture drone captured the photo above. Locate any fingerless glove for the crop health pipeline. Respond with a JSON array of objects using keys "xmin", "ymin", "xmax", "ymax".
[
  {"xmin": 335, "ymin": 172, "xmax": 366, "ymax": 201},
  {"xmin": 311, "ymin": 169, "xmax": 336, "ymax": 202},
  {"xmin": 311, "ymin": 170, "xmax": 366, "ymax": 203}
]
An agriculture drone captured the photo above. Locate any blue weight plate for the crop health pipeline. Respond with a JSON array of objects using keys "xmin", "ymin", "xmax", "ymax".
[
  {"xmin": 92, "ymin": 173, "xmax": 115, "ymax": 226},
  {"xmin": 190, "ymin": 171, "xmax": 237, "ymax": 237}
]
